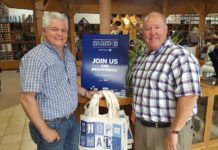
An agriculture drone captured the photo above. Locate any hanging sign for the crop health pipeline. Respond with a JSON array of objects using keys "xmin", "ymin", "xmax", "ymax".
[{"xmin": 81, "ymin": 34, "xmax": 129, "ymax": 97}]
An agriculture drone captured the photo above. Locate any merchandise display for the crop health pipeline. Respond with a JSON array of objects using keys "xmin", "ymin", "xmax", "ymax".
[
  {"xmin": 0, "ymin": 13, "xmax": 35, "ymax": 70},
  {"xmin": 0, "ymin": 22, "xmax": 35, "ymax": 60}
]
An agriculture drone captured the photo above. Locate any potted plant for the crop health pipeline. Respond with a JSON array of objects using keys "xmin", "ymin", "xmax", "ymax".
[{"xmin": 126, "ymin": 37, "xmax": 146, "ymax": 95}]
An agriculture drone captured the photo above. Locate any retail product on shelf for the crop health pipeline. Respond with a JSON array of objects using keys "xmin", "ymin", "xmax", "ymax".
[
  {"xmin": 0, "ymin": 23, "xmax": 10, "ymax": 42},
  {"xmin": 0, "ymin": 22, "xmax": 35, "ymax": 61},
  {"xmin": 167, "ymin": 14, "xmax": 218, "ymax": 45},
  {"xmin": 75, "ymin": 23, "xmax": 99, "ymax": 39}
]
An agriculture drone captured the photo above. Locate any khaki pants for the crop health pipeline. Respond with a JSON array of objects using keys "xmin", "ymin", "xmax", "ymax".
[{"xmin": 135, "ymin": 120, "xmax": 193, "ymax": 150}]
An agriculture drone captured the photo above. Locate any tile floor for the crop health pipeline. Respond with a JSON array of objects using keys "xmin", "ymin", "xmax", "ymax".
[
  {"xmin": 0, "ymin": 71, "xmax": 81, "ymax": 150},
  {"xmin": 0, "ymin": 104, "xmax": 36, "ymax": 150},
  {"xmin": 0, "ymin": 71, "xmax": 36, "ymax": 150}
]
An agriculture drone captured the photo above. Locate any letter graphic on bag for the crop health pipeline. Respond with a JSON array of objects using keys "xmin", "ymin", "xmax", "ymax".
[{"xmin": 79, "ymin": 90, "xmax": 133, "ymax": 150}]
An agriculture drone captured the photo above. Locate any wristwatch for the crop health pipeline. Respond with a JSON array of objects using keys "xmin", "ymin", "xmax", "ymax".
[{"xmin": 169, "ymin": 129, "xmax": 179, "ymax": 134}]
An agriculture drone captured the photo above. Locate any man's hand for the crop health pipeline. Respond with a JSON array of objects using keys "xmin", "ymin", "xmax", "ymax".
[
  {"xmin": 41, "ymin": 127, "xmax": 61, "ymax": 143},
  {"xmin": 165, "ymin": 132, "xmax": 178, "ymax": 150},
  {"xmin": 86, "ymin": 90, "xmax": 98, "ymax": 99}
]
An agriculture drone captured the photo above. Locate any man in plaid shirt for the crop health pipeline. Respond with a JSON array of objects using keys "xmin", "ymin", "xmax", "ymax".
[
  {"xmin": 20, "ymin": 12, "xmax": 95, "ymax": 150},
  {"xmin": 131, "ymin": 12, "xmax": 201, "ymax": 150}
]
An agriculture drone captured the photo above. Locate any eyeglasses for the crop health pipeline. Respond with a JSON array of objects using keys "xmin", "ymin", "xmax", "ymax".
[{"xmin": 47, "ymin": 26, "xmax": 68, "ymax": 35}]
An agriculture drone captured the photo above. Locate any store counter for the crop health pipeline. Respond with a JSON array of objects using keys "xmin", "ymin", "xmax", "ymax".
[
  {"xmin": 78, "ymin": 95, "xmax": 132, "ymax": 107},
  {"xmin": 76, "ymin": 95, "xmax": 132, "ymax": 121},
  {"xmin": 192, "ymin": 81, "xmax": 218, "ymax": 150}
]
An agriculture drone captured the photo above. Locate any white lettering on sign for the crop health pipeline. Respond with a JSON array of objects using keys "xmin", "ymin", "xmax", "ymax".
[
  {"xmin": 91, "ymin": 68, "xmax": 117, "ymax": 72},
  {"xmin": 92, "ymin": 58, "xmax": 118, "ymax": 64},
  {"xmin": 93, "ymin": 39, "xmax": 118, "ymax": 48}
]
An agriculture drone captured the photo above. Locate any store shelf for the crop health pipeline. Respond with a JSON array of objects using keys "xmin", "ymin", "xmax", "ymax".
[
  {"xmin": 0, "ymin": 22, "xmax": 36, "ymax": 70},
  {"xmin": 75, "ymin": 23, "xmax": 99, "ymax": 38}
]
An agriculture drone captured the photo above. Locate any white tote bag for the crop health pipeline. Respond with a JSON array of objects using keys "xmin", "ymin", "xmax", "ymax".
[{"xmin": 79, "ymin": 90, "xmax": 131, "ymax": 150}]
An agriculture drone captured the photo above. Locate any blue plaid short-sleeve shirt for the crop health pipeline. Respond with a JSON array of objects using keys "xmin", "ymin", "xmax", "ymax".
[{"xmin": 20, "ymin": 42, "xmax": 78, "ymax": 120}]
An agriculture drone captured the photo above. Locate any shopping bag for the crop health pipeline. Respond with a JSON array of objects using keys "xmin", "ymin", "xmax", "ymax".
[
  {"xmin": 119, "ymin": 110, "xmax": 134, "ymax": 149},
  {"xmin": 79, "ymin": 90, "xmax": 131, "ymax": 150}
]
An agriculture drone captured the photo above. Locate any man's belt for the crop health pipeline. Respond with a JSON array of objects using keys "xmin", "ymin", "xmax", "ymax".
[
  {"xmin": 139, "ymin": 119, "xmax": 171, "ymax": 128},
  {"xmin": 45, "ymin": 113, "xmax": 74, "ymax": 122}
]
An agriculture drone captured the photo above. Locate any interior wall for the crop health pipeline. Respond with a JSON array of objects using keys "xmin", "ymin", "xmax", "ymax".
[{"xmin": 8, "ymin": 8, "xmax": 32, "ymax": 19}]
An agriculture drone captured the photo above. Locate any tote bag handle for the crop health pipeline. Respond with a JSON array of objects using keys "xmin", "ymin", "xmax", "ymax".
[{"xmin": 84, "ymin": 90, "xmax": 120, "ymax": 118}]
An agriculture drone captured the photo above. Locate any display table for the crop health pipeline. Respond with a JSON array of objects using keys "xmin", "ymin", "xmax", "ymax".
[
  {"xmin": 192, "ymin": 81, "xmax": 218, "ymax": 150},
  {"xmin": 76, "ymin": 95, "xmax": 132, "ymax": 122},
  {"xmin": 78, "ymin": 95, "xmax": 132, "ymax": 107},
  {"xmin": 0, "ymin": 60, "xmax": 19, "ymax": 70}
]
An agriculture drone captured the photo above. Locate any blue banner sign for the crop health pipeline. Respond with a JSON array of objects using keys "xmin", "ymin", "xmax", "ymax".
[{"xmin": 81, "ymin": 34, "xmax": 129, "ymax": 97}]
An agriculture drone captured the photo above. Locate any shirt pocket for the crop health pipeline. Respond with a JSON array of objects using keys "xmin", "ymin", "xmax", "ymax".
[
  {"xmin": 149, "ymin": 71, "xmax": 169, "ymax": 92},
  {"xmin": 46, "ymin": 63, "xmax": 64, "ymax": 87}
]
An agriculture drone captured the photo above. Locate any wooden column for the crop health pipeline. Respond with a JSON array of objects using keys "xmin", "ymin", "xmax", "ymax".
[
  {"xmin": 99, "ymin": 0, "xmax": 111, "ymax": 34},
  {"xmin": 190, "ymin": 2, "xmax": 208, "ymax": 39},
  {"xmin": 33, "ymin": 0, "xmax": 44, "ymax": 44},
  {"xmin": 162, "ymin": 0, "xmax": 169, "ymax": 16},
  {"xmin": 57, "ymin": 1, "xmax": 80, "ymax": 56},
  {"xmin": 68, "ymin": 4, "xmax": 81, "ymax": 56},
  {"xmin": 68, "ymin": 14, "xmax": 76, "ymax": 56},
  {"xmin": 199, "ymin": 13, "xmax": 206, "ymax": 38}
]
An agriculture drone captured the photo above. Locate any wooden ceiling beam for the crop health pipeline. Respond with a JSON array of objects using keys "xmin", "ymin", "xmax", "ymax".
[
  {"xmin": 33, "ymin": 0, "xmax": 44, "ymax": 44},
  {"xmin": 2, "ymin": 0, "xmax": 218, "ymax": 15},
  {"xmin": 43, "ymin": 0, "xmax": 48, "ymax": 7},
  {"xmin": 205, "ymin": 1, "xmax": 218, "ymax": 14},
  {"xmin": 68, "ymin": 1, "xmax": 81, "ymax": 17},
  {"xmin": 62, "ymin": 0, "xmax": 80, "ymax": 55},
  {"xmin": 162, "ymin": 0, "xmax": 169, "ymax": 16}
]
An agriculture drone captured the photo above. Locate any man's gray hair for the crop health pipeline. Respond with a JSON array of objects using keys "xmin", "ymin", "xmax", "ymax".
[
  {"xmin": 42, "ymin": 12, "xmax": 68, "ymax": 30},
  {"xmin": 144, "ymin": 11, "xmax": 167, "ymax": 25}
]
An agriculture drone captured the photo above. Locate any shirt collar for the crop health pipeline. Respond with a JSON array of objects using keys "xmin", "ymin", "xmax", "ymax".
[
  {"xmin": 42, "ymin": 41, "xmax": 68, "ymax": 51},
  {"xmin": 145, "ymin": 38, "xmax": 173, "ymax": 56},
  {"xmin": 42, "ymin": 41, "xmax": 69, "ymax": 61}
]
